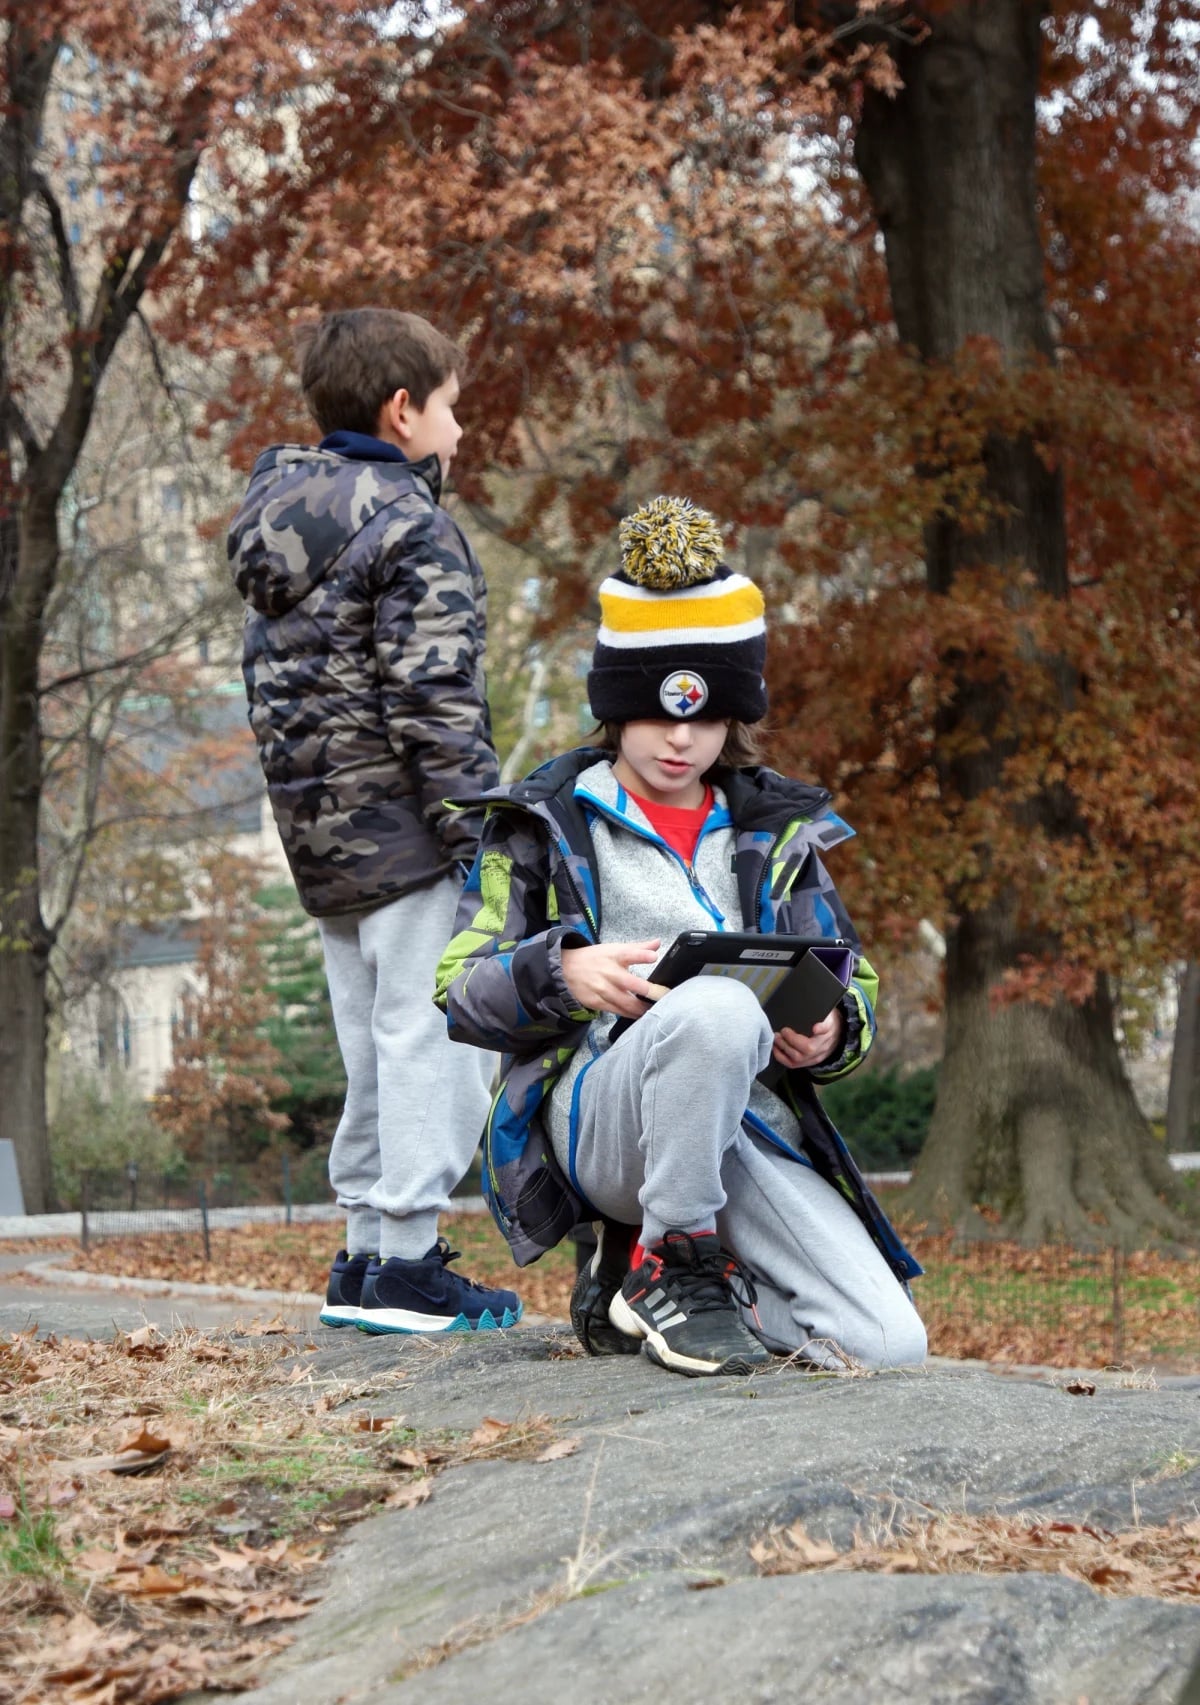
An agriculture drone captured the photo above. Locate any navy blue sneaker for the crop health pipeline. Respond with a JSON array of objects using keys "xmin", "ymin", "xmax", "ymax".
[
  {"xmin": 357, "ymin": 1240, "xmax": 523, "ymax": 1335},
  {"xmin": 319, "ymin": 1250, "xmax": 374, "ymax": 1327}
]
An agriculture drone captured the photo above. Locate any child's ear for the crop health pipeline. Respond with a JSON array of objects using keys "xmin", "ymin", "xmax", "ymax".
[{"xmin": 378, "ymin": 387, "xmax": 412, "ymax": 440}]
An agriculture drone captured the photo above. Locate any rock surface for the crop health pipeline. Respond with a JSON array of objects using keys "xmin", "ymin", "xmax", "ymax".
[{"xmin": 231, "ymin": 1326, "xmax": 1200, "ymax": 1705}]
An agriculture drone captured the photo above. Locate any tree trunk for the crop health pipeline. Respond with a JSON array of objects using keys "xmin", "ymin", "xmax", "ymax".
[
  {"xmin": 853, "ymin": 0, "xmax": 1190, "ymax": 1242},
  {"xmin": 0, "ymin": 494, "xmax": 57, "ymax": 1212},
  {"xmin": 1166, "ymin": 962, "xmax": 1200, "ymax": 1154}
]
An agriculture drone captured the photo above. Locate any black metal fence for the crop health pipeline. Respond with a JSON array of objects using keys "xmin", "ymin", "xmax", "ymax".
[
  {"xmin": 913, "ymin": 1240, "xmax": 1200, "ymax": 1372},
  {"xmin": 76, "ymin": 1149, "xmax": 484, "ymax": 1255},
  {"xmin": 77, "ymin": 1152, "xmax": 336, "ymax": 1255}
]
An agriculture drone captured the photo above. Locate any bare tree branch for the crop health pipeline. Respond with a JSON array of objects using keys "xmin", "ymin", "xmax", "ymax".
[
  {"xmin": 38, "ymin": 609, "xmax": 208, "ymax": 697},
  {"xmin": 31, "ymin": 170, "xmax": 82, "ymax": 330}
]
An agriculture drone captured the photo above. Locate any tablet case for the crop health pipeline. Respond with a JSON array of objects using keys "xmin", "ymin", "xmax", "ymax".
[{"xmin": 610, "ymin": 930, "xmax": 854, "ymax": 1088}]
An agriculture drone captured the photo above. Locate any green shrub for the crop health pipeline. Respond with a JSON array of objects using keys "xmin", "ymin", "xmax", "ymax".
[
  {"xmin": 49, "ymin": 1074, "xmax": 180, "ymax": 1209},
  {"xmin": 819, "ymin": 1064, "xmax": 938, "ymax": 1172}
]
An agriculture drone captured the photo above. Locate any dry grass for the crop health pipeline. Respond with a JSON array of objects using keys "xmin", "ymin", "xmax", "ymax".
[
  {"xmin": 750, "ymin": 1508, "xmax": 1200, "ymax": 1600},
  {"xmin": 0, "ymin": 1323, "xmax": 575, "ymax": 1703}
]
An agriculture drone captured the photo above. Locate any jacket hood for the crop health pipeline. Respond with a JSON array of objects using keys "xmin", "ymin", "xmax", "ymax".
[{"xmin": 228, "ymin": 445, "xmax": 442, "ymax": 617}]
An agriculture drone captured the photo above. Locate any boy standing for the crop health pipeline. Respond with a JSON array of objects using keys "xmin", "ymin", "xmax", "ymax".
[{"xmin": 229, "ymin": 307, "xmax": 519, "ymax": 1334}]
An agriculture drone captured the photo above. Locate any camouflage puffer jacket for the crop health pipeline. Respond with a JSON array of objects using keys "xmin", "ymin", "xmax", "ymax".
[
  {"xmin": 434, "ymin": 747, "xmax": 921, "ymax": 1283},
  {"xmin": 229, "ymin": 444, "xmax": 498, "ymax": 917}
]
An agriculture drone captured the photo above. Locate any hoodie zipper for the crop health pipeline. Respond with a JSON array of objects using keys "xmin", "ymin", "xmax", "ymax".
[{"xmin": 579, "ymin": 792, "xmax": 729, "ymax": 928}]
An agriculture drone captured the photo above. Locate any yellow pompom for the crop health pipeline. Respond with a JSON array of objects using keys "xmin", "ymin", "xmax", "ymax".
[{"xmin": 618, "ymin": 496, "xmax": 725, "ymax": 590}]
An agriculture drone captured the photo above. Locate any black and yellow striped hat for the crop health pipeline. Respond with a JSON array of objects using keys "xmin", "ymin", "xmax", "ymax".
[{"xmin": 587, "ymin": 496, "xmax": 768, "ymax": 724}]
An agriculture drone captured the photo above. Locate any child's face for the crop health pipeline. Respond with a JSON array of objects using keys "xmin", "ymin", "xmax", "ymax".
[
  {"xmin": 612, "ymin": 717, "xmax": 730, "ymax": 809},
  {"xmin": 380, "ymin": 373, "xmax": 463, "ymax": 478}
]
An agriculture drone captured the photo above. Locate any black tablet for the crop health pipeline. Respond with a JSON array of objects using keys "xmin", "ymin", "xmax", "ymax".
[{"xmin": 610, "ymin": 931, "xmax": 854, "ymax": 1066}]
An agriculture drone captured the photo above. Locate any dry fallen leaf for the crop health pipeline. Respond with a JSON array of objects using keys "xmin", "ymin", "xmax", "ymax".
[
  {"xmin": 1064, "ymin": 1379, "xmax": 1097, "ymax": 1396},
  {"xmin": 782, "ymin": 1524, "xmax": 841, "ymax": 1566},
  {"xmin": 38, "ymin": 1612, "xmax": 140, "ymax": 1675},
  {"xmin": 240, "ymin": 1595, "xmax": 316, "ymax": 1626},
  {"xmin": 118, "ymin": 1425, "xmax": 172, "ymax": 1456},
  {"xmin": 240, "ymin": 1316, "xmax": 298, "ymax": 1336},
  {"xmin": 535, "ymin": 1436, "xmax": 581, "ymax": 1464},
  {"xmin": 468, "ymin": 1416, "xmax": 515, "ymax": 1448},
  {"xmin": 200, "ymin": 1544, "xmax": 256, "ymax": 1575},
  {"xmin": 1088, "ymin": 1562, "xmax": 1136, "ymax": 1585},
  {"xmin": 383, "ymin": 1480, "xmax": 433, "ymax": 1511},
  {"xmin": 119, "ymin": 1563, "xmax": 187, "ymax": 1596},
  {"xmin": 193, "ymin": 1342, "xmax": 235, "ymax": 1362}
]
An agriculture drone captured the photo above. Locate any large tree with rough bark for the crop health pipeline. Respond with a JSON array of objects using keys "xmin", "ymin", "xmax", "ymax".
[
  {"xmin": 0, "ymin": 0, "xmax": 407, "ymax": 1210},
  {"xmin": 202, "ymin": 0, "xmax": 1200, "ymax": 1245}
]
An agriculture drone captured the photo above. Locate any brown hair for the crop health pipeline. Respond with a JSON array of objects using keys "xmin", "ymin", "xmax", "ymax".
[
  {"xmin": 295, "ymin": 309, "xmax": 464, "ymax": 436},
  {"xmin": 595, "ymin": 719, "xmax": 763, "ymax": 771}
]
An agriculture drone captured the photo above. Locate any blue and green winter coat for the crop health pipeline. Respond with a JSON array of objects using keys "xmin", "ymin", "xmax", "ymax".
[{"xmin": 434, "ymin": 746, "xmax": 920, "ymax": 1283}]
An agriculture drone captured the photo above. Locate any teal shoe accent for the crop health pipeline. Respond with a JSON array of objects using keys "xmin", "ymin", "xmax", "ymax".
[
  {"xmin": 354, "ymin": 1302, "xmax": 524, "ymax": 1335},
  {"xmin": 356, "ymin": 1244, "xmax": 523, "ymax": 1334}
]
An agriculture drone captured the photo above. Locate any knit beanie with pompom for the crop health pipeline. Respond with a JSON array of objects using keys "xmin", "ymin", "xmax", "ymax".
[{"xmin": 586, "ymin": 496, "xmax": 768, "ymax": 724}]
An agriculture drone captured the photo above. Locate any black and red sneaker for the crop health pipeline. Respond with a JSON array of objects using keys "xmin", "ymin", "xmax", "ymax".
[
  {"xmin": 608, "ymin": 1230, "xmax": 770, "ymax": 1377},
  {"xmin": 569, "ymin": 1219, "xmax": 642, "ymax": 1356}
]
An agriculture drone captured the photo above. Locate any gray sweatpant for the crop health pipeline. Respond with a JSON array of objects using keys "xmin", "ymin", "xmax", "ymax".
[
  {"xmin": 559, "ymin": 976, "xmax": 926, "ymax": 1369},
  {"xmin": 317, "ymin": 875, "xmax": 495, "ymax": 1260}
]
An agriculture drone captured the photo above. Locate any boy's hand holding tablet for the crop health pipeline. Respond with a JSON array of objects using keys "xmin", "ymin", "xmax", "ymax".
[{"xmin": 561, "ymin": 939, "xmax": 670, "ymax": 1019}]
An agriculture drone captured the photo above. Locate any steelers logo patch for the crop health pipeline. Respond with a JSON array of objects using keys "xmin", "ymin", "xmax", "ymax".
[{"xmin": 659, "ymin": 670, "xmax": 709, "ymax": 718}]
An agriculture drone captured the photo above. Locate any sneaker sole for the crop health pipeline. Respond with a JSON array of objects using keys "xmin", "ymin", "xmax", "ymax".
[
  {"xmin": 608, "ymin": 1292, "xmax": 766, "ymax": 1377},
  {"xmin": 319, "ymin": 1305, "xmax": 361, "ymax": 1327},
  {"xmin": 356, "ymin": 1304, "xmax": 523, "ymax": 1335}
]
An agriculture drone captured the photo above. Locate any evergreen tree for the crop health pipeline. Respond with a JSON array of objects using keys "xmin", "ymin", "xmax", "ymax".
[
  {"xmin": 156, "ymin": 857, "xmax": 288, "ymax": 1168},
  {"xmin": 257, "ymin": 882, "xmax": 345, "ymax": 1147}
]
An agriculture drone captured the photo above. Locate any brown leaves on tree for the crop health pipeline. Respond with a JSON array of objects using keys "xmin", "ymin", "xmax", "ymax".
[{"xmin": 177, "ymin": 9, "xmax": 1200, "ymax": 1231}]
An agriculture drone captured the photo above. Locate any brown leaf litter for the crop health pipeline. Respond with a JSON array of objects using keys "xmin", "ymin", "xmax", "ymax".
[
  {"xmin": 750, "ymin": 1510, "xmax": 1200, "ymax": 1601},
  {"xmin": 0, "ymin": 1325, "xmax": 581, "ymax": 1704}
]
